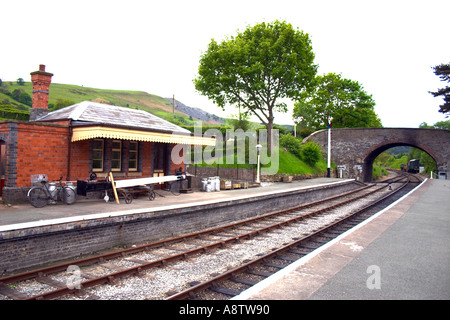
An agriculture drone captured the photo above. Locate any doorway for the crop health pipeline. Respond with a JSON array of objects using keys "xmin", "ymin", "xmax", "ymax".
[{"xmin": 153, "ymin": 142, "xmax": 169, "ymax": 189}]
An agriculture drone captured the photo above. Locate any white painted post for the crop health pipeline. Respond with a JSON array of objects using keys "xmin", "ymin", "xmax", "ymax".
[
  {"xmin": 327, "ymin": 117, "xmax": 332, "ymax": 178},
  {"xmin": 256, "ymin": 144, "xmax": 262, "ymax": 183}
]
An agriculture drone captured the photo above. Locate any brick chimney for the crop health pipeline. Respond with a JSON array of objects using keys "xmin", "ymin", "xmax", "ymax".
[{"xmin": 30, "ymin": 64, "xmax": 53, "ymax": 121}]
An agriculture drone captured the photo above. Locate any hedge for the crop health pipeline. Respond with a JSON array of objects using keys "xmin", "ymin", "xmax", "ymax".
[{"xmin": 0, "ymin": 105, "xmax": 30, "ymax": 121}]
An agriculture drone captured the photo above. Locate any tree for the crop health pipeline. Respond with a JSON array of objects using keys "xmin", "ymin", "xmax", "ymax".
[
  {"xmin": 12, "ymin": 88, "xmax": 23, "ymax": 101},
  {"xmin": 429, "ymin": 63, "xmax": 450, "ymax": 116},
  {"xmin": 292, "ymin": 100, "xmax": 316, "ymax": 131},
  {"xmin": 419, "ymin": 119, "xmax": 450, "ymax": 130},
  {"xmin": 18, "ymin": 91, "xmax": 32, "ymax": 106},
  {"xmin": 194, "ymin": 20, "xmax": 317, "ymax": 153},
  {"xmin": 228, "ymin": 110, "xmax": 252, "ymax": 132},
  {"xmin": 434, "ymin": 119, "xmax": 450, "ymax": 130},
  {"xmin": 16, "ymin": 78, "xmax": 25, "ymax": 86},
  {"xmin": 293, "ymin": 73, "xmax": 382, "ymax": 130}
]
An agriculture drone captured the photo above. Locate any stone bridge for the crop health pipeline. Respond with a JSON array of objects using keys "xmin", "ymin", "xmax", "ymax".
[{"xmin": 304, "ymin": 128, "xmax": 450, "ymax": 182}]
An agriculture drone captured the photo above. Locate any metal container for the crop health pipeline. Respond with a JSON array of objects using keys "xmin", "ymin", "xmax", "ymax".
[
  {"xmin": 48, "ymin": 182, "xmax": 57, "ymax": 198},
  {"xmin": 64, "ymin": 182, "xmax": 77, "ymax": 204},
  {"xmin": 48, "ymin": 182, "xmax": 57, "ymax": 204}
]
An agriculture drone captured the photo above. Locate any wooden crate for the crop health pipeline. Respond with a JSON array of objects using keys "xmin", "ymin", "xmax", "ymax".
[{"xmin": 220, "ymin": 180, "xmax": 232, "ymax": 190}]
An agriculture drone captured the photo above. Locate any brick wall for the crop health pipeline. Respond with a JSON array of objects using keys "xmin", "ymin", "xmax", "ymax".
[
  {"xmin": 187, "ymin": 166, "xmax": 256, "ymax": 181},
  {"xmin": 69, "ymin": 139, "xmax": 90, "ymax": 180},
  {"xmin": 16, "ymin": 123, "xmax": 70, "ymax": 186},
  {"xmin": 0, "ymin": 121, "xmax": 69, "ymax": 187},
  {"xmin": 0, "ymin": 121, "xmax": 186, "ymax": 203}
]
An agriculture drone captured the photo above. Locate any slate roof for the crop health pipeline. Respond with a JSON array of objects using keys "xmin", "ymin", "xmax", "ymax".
[{"xmin": 37, "ymin": 101, "xmax": 191, "ymax": 135}]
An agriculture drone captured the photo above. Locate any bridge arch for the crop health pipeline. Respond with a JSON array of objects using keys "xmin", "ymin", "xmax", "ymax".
[
  {"xmin": 361, "ymin": 140, "xmax": 437, "ymax": 182},
  {"xmin": 304, "ymin": 128, "xmax": 450, "ymax": 182}
]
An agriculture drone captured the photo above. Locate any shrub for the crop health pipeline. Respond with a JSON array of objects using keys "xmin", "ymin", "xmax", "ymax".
[
  {"xmin": 279, "ymin": 134, "xmax": 302, "ymax": 158},
  {"xmin": 299, "ymin": 128, "xmax": 313, "ymax": 139},
  {"xmin": 300, "ymin": 141, "xmax": 322, "ymax": 166},
  {"xmin": 373, "ymin": 164, "xmax": 388, "ymax": 179}
]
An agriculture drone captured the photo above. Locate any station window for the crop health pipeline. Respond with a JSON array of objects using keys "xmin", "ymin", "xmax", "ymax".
[
  {"xmin": 111, "ymin": 140, "xmax": 122, "ymax": 171},
  {"xmin": 128, "ymin": 141, "xmax": 138, "ymax": 171},
  {"xmin": 92, "ymin": 139, "xmax": 104, "ymax": 172}
]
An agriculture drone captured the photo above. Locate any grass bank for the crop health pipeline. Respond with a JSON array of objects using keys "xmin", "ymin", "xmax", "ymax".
[{"xmin": 194, "ymin": 147, "xmax": 328, "ymax": 176}]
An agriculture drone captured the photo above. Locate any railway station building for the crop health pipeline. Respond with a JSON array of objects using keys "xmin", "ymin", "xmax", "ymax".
[{"xmin": 0, "ymin": 65, "xmax": 215, "ymax": 204}]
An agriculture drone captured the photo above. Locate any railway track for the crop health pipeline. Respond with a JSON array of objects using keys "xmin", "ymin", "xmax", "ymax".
[
  {"xmin": 0, "ymin": 174, "xmax": 421, "ymax": 300},
  {"xmin": 166, "ymin": 173, "xmax": 423, "ymax": 300}
]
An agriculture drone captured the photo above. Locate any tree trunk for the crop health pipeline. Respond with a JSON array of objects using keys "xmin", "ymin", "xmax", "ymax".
[{"xmin": 266, "ymin": 119, "xmax": 274, "ymax": 155}]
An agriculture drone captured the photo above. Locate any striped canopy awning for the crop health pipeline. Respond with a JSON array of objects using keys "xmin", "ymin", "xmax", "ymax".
[{"xmin": 71, "ymin": 126, "xmax": 216, "ymax": 146}]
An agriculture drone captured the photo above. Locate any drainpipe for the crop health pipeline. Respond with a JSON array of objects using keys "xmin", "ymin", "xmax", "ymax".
[
  {"xmin": 327, "ymin": 117, "xmax": 333, "ymax": 178},
  {"xmin": 67, "ymin": 124, "xmax": 72, "ymax": 181}
]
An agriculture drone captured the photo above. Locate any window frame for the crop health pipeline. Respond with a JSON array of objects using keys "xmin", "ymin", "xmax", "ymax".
[
  {"xmin": 111, "ymin": 140, "xmax": 122, "ymax": 172},
  {"xmin": 128, "ymin": 141, "xmax": 138, "ymax": 172},
  {"xmin": 92, "ymin": 139, "xmax": 104, "ymax": 172}
]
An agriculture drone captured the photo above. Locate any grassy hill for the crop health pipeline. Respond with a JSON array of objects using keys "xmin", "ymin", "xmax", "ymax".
[
  {"xmin": 0, "ymin": 81, "xmax": 222, "ymax": 125},
  {"xmin": 0, "ymin": 80, "xmax": 328, "ymax": 177}
]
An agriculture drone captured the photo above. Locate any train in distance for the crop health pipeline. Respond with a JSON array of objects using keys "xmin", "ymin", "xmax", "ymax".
[{"xmin": 400, "ymin": 159, "xmax": 421, "ymax": 173}]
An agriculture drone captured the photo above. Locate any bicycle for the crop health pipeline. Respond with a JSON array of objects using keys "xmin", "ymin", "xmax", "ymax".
[
  {"xmin": 164, "ymin": 168, "xmax": 186, "ymax": 196},
  {"xmin": 165, "ymin": 180, "xmax": 181, "ymax": 196},
  {"xmin": 28, "ymin": 176, "xmax": 76, "ymax": 208}
]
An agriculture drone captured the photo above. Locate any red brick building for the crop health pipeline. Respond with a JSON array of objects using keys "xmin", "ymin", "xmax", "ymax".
[{"xmin": 0, "ymin": 65, "xmax": 214, "ymax": 203}]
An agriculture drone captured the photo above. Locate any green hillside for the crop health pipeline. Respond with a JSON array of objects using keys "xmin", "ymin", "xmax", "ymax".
[
  {"xmin": 0, "ymin": 80, "xmax": 329, "ymax": 177},
  {"xmin": 0, "ymin": 81, "xmax": 221, "ymax": 125}
]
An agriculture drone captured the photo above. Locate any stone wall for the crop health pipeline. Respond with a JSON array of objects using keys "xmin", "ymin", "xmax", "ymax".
[{"xmin": 186, "ymin": 165, "xmax": 335, "ymax": 186}]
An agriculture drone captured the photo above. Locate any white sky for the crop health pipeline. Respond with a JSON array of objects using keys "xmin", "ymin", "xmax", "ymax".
[{"xmin": 1, "ymin": 0, "xmax": 449, "ymax": 127}]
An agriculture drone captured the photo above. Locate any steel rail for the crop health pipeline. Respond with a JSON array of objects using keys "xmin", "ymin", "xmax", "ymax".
[
  {"xmin": 0, "ymin": 183, "xmax": 376, "ymax": 285},
  {"xmin": 166, "ymin": 174, "xmax": 415, "ymax": 300},
  {"xmin": 2, "ymin": 179, "xmax": 405, "ymax": 300},
  {"xmin": 23, "ymin": 184, "xmax": 384, "ymax": 300}
]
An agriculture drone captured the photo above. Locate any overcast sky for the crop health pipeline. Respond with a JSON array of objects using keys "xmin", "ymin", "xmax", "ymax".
[{"xmin": 2, "ymin": 0, "xmax": 449, "ymax": 127}]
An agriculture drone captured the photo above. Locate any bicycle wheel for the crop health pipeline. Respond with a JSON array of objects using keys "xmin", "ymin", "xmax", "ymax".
[
  {"xmin": 61, "ymin": 186, "xmax": 76, "ymax": 205},
  {"xmin": 28, "ymin": 187, "xmax": 48, "ymax": 208}
]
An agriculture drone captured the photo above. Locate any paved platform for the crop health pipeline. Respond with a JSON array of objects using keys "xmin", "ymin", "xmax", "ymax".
[
  {"xmin": 236, "ymin": 179, "xmax": 450, "ymax": 300},
  {"xmin": 0, "ymin": 178, "xmax": 346, "ymax": 228}
]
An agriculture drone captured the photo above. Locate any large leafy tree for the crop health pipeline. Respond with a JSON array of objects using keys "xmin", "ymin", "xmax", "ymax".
[
  {"xmin": 293, "ymin": 73, "xmax": 382, "ymax": 130},
  {"xmin": 429, "ymin": 63, "xmax": 450, "ymax": 116},
  {"xmin": 194, "ymin": 20, "xmax": 317, "ymax": 153}
]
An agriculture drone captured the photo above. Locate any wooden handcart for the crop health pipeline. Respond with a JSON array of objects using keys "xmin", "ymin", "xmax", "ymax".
[{"xmin": 109, "ymin": 172, "xmax": 185, "ymax": 204}]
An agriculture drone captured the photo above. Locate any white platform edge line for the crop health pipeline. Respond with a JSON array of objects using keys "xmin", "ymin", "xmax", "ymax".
[
  {"xmin": 0, "ymin": 179, "xmax": 354, "ymax": 232},
  {"xmin": 231, "ymin": 178, "xmax": 429, "ymax": 300}
]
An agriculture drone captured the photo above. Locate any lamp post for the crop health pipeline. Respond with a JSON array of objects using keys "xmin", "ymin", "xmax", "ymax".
[
  {"xmin": 294, "ymin": 116, "xmax": 303, "ymax": 138},
  {"xmin": 256, "ymin": 144, "xmax": 262, "ymax": 183},
  {"xmin": 327, "ymin": 117, "xmax": 332, "ymax": 178}
]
